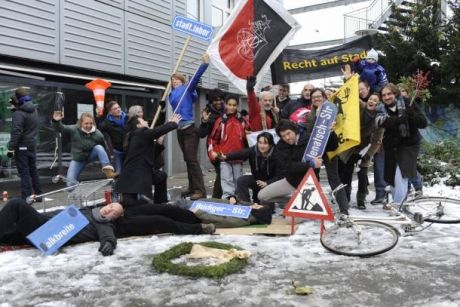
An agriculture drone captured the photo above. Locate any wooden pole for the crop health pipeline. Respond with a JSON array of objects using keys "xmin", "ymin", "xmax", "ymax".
[{"xmin": 150, "ymin": 36, "xmax": 192, "ymax": 128}]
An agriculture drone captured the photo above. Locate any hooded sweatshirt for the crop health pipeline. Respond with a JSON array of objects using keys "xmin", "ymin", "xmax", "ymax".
[{"xmin": 8, "ymin": 100, "xmax": 39, "ymax": 150}]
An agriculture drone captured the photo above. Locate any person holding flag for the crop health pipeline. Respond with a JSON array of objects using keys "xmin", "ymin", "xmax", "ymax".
[{"xmin": 169, "ymin": 53, "xmax": 209, "ymax": 200}]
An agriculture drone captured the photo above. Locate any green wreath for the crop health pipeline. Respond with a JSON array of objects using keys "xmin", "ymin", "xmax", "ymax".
[{"xmin": 152, "ymin": 241, "xmax": 249, "ymax": 279}]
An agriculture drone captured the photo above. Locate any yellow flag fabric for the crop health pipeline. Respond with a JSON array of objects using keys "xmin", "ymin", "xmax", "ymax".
[{"xmin": 327, "ymin": 75, "xmax": 360, "ymax": 159}]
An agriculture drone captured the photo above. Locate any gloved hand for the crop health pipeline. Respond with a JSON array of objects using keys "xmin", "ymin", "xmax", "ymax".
[
  {"xmin": 159, "ymin": 100, "xmax": 166, "ymax": 110},
  {"xmin": 99, "ymin": 241, "xmax": 115, "ymax": 256},
  {"xmin": 246, "ymin": 76, "xmax": 256, "ymax": 92},
  {"xmin": 7, "ymin": 150, "xmax": 14, "ymax": 159}
]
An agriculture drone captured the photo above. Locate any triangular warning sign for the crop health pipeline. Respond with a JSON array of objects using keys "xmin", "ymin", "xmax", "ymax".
[{"xmin": 283, "ymin": 168, "xmax": 334, "ymax": 221}]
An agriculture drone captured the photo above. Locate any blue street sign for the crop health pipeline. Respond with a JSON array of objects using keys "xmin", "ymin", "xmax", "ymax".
[
  {"xmin": 27, "ymin": 205, "xmax": 89, "ymax": 256},
  {"xmin": 172, "ymin": 15, "xmax": 214, "ymax": 41},
  {"xmin": 190, "ymin": 201, "xmax": 252, "ymax": 219},
  {"xmin": 303, "ymin": 101, "xmax": 338, "ymax": 164}
]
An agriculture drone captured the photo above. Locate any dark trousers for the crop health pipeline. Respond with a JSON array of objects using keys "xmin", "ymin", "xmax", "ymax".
[
  {"xmin": 212, "ymin": 160, "xmax": 223, "ymax": 198},
  {"xmin": 152, "ymin": 169, "xmax": 168, "ymax": 204},
  {"xmin": 117, "ymin": 204, "xmax": 203, "ymax": 236},
  {"xmin": 0, "ymin": 198, "xmax": 49, "ymax": 244},
  {"xmin": 15, "ymin": 148, "xmax": 42, "ymax": 199},
  {"xmin": 373, "ymin": 148, "xmax": 387, "ymax": 198},
  {"xmin": 338, "ymin": 156, "xmax": 369, "ymax": 202},
  {"xmin": 177, "ymin": 125, "xmax": 206, "ymax": 195},
  {"xmin": 235, "ymin": 175, "xmax": 260, "ymax": 203},
  {"xmin": 316, "ymin": 156, "xmax": 349, "ymax": 214}
]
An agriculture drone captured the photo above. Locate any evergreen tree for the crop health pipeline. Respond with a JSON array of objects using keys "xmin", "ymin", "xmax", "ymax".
[{"xmin": 375, "ymin": 0, "xmax": 459, "ymax": 105}]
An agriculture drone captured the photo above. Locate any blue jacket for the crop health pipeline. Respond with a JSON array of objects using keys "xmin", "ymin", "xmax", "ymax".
[
  {"xmin": 353, "ymin": 60, "xmax": 388, "ymax": 93},
  {"xmin": 169, "ymin": 63, "xmax": 209, "ymax": 124}
]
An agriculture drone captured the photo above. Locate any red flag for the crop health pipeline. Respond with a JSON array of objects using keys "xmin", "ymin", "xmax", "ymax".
[{"xmin": 208, "ymin": 0, "xmax": 300, "ymax": 93}]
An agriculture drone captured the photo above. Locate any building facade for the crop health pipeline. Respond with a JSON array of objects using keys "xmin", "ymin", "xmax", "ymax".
[{"xmin": 0, "ymin": 0, "xmax": 255, "ymax": 183}]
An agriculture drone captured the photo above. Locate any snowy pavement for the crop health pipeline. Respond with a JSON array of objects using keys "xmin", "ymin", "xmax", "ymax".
[{"xmin": 0, "ymin": 184, "xmax": 459, "ymax": 306}]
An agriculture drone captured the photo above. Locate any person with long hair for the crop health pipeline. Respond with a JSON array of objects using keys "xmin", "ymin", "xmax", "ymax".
[
  {"xmin": 52, "ymin": 111, "xmax": 116, "ymax": 186},
  {"xmin": 375, "ymin": 83, "xmax": 427, "ymax": 204}
]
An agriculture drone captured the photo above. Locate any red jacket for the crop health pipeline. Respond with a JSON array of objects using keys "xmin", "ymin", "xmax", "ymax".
[
  {"xmin": 208, "ymin": 113, "xmax": 249, "ymax": 162},
  {"xmin": 247, "ymin": 90, "xmax": 279, "ymax": 131}
]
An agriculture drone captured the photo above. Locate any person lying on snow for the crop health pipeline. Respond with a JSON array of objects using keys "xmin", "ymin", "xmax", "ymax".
[
  {"xmin": 0, "ymin": 198, "xmax": 216, "ymax": 256},
  {"xmin": 172, "ymin": 197, "xmax": 274, "ymax": 228},
  {"xmin": 0, "ymin": 198, "xmax": 122, "ymax": 256}
]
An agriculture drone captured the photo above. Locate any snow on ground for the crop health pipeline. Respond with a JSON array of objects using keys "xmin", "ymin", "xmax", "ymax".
[{"xmin": 1, "ymin": 185, "xmax": 459, "ymax": 307}]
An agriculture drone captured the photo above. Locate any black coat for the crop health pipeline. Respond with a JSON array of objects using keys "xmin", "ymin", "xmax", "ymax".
[
  {"xmin": 276, "ymin": 96, "xmax": 291, "ymax": 119},
  {"xmin": 225, "ymin": 146, "xmax": 280, "ymax": 184},
  {"xmin": 274, "ymin": 131, "xmax": 338, "ymax": 187},
  {"xmin": 98, "ymin": 118, "xmax": 126, "ymax": 152},
  {"xmin": 44, "ymin": 207, "xmax": 117, "ymax": 247},
  {"xmin": 114, "ymin": 122, "xmax": 177, "ymax": 197},
  {"xmin": 379, "ymin": 99, "xmax": 427, "ymax": 184},
  {"xmin": 8, "ymin": 101, "xmax": 38, "ymax": 150},
  {"xmin": 281, "ymin": 97, "xmax": 311, "ymax": 119},
  {"xmin": 197, "ymin": 102, "xmax": 225, "ymax": 138}
]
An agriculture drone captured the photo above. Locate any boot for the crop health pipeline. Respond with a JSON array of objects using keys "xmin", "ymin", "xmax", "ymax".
[
  {"xmin": 357, "ymin": 192, "xmax": 366, "ymax": 210},
  {"xmin": 102, "ymin": 165, "xmax": 117, "ymax": 179},
  {"xmin": 190, "ymin": 191, "xmax": 206, "ymax": 200},
  {"xmin": 357, "ymin": 200, "xmax": 366, "ymax": 210}
]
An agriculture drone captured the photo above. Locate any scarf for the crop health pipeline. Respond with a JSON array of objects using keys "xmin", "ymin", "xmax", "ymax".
[
  {"xmin": 107, "ymin": 111, "xmax": 127, "ymax": 127},
  {"xmin": 376, "ymin": 97, "xmax": 410, "ymax": 138}
]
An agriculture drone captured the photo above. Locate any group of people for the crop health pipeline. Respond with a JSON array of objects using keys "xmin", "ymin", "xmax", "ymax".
[{"xmin": 2, "ymin": 49, "xmax": 428, "ymax": 255}]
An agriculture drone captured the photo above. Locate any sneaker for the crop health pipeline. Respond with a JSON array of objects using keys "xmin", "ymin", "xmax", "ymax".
[
  {"xmin": 414, "ymin": 188, "xmax": 423, "ymax": 198},
  {"xmin": 102, "ymin": 165, "xmax": 117, "ymax": 179},
  {"xmin": 382, "ymin": 203, "xmax": 394, "ymax": 210},
  {"xmin": 371, "ymin": 196, "xmax": 385, "ymax": 205},
  {"xmin": 201, "ymin": 223, "xmax": 216, "ymax": 234},
  {"xmin": 357, "ymin": 201, "xmax": 366, "ymax": 210},
  {"xmin": 190, "ymin": 192, "xmax": 205, "ymax": 200}
]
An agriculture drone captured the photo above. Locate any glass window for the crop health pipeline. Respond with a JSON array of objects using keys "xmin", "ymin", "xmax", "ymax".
[
  {"xmin": 212, "ymin": 0, "xmax": 233, "ymax": 27},
  {"xmin": 126, "ymin": 96, "xmax": 159, "ymax": 123},
  {"xmin": 187, "ymin": 0, "xmax": 200, "ymax": 20}
]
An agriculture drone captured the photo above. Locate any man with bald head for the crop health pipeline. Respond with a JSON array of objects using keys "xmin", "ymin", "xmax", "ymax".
[{"xmin": 281, "ymin": 83, "xmax": 314, "ymax": 119}]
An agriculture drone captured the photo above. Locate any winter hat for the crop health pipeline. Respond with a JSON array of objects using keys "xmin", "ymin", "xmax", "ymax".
[{"xmin": 366, "ymin": 49, "xmax": 378, "ymax": 62}]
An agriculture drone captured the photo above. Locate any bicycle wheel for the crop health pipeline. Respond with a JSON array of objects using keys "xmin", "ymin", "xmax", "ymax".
[
  {"xmin": 320, "ymin": 220, "xmax": 399, "ymax": 257},
  {"xmin": 405, "ymin": 197, "xmax": 460, "ymax": 224}
]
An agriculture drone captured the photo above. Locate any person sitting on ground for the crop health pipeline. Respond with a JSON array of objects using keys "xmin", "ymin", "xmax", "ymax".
[
  {"xmin": 198, "ymin": 89, "xmax": 226, "ymax": 198},
  {"xmin": 208, "ymin": 96, "xmax": 250, "ymax": 201},
  {"xmin": 98, "ymin": 101, "xmax": 128, "ymax": 174},
  {"xmin": 246, "ymin": 76, "xmax": 279, "ymax": 131},
  {"xmin": 0, "ymin": 198, "xmax": 123, "ymax": 256},
  {"xmin": 257, "ymin": 120, "xmax": 323, "ymax": 207},
  {"xmin": 114, "ymin": 113, "xmax": 181, "ymax": 203},
  {"xmin": 220, "ymin": 132, "xmax": 280, "ymax": 206},
  {"xmin": 52, "ymin": 111, "xmax": 116, "ymax": 186}
]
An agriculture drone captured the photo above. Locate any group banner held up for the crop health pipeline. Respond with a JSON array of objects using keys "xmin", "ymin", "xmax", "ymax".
[
  {"xmin": 207, "ymin": 0, "xmax": 300, "ymax": 93},
  {"xmin": 271, "ymin": 36, "xmax": 373, "ymax": 84},
  {"xmin": 328, "ymin": 74, "xmax": 361, "ymax": 158}
]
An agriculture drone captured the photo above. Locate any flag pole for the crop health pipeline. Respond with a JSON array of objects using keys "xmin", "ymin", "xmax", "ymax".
[{"xmin": 150, "ymin": 36, "xmax": 191, "ymax": 128}]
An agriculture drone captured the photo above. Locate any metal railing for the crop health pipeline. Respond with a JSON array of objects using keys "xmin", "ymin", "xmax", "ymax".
[{"xmin": 343, "ymin": 0, "xmax": 411, "ymax": 39}]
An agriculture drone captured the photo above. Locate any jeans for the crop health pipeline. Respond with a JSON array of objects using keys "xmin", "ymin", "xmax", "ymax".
[
  {"xmin": 15, "ymin": 147, "xmax": 42, "ymax": 199},
  {"xmin": 113, "ymin": 151, "xmax": 124, "ymax": 174},
  {"xmin": 408, "ymin": 171, "xmax": 423, "ymax": 190},
  {"xmin": 258, "ymin": 178, "xmax": 295, "ymax": 205},
  {"xmin": 177, "ymin": 125, "xmax": 206, "ymax": 195},
  {"xmin": 66, "ymin": 145, "xmax": 110, "ymax": 186},
  {"xmin": 373, "ymin": 148, "xmax": 386, "ymax": 198},
  {"xmin": 220, "ymin": 162, "xmax": 243, "ymax": 199},
  {"xmin": 392, "ymin": 165, "xmax": 408, "ymax": 203}
]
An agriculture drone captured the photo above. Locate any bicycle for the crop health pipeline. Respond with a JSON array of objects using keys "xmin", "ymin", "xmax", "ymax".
[{"xmin": 319, "ymin": 185, "xmax": 460, "ymax": 257}]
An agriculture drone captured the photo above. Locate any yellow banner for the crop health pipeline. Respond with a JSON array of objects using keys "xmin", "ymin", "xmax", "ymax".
[{"xmin": 327, "ymin": 75, "xmax": 360, "ymax": 159}]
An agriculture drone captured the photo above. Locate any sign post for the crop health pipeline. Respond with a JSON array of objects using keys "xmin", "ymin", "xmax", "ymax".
[
  {"xmin": 27, "ymin": 205, "xmax": 89, "ymax": 255},
  {"xmin": 150, "ymin": 16, "xmax": 213, "ymax": 128}
]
